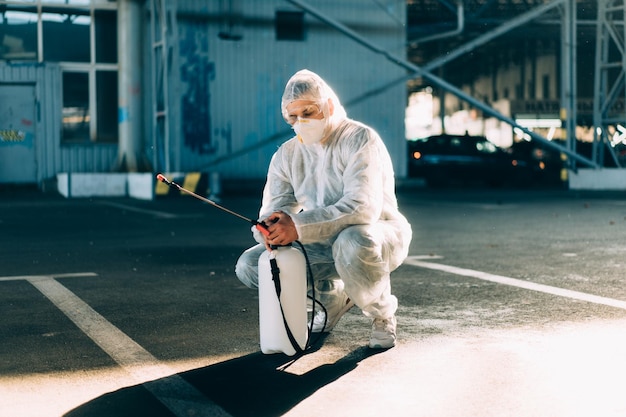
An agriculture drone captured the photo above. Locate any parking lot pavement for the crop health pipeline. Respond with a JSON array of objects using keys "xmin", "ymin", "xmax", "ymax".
[{"xmin": 2, "ymin": 185, "xmax": 626, "ymax": 417}]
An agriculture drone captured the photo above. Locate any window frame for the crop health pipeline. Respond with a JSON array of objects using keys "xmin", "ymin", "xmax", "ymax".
[{"xmin": 0, "ymin": 0, "xmax": 118, "ymax": 144}]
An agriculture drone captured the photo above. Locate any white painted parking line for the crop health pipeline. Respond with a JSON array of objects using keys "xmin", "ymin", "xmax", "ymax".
[
  {"xmin": 97, "ymin": 201, "xmax": 182, "ymax": 219},
  {"xmin": 405, "ymin": 256, "xmax": 626, "ymax": 310},
  {"xmin": 3, "ymin": 273, "xmax": 231, "ymax": 417},
  {"xmin": 0, "ymin": 272, "xmax": 98, "ymax": 282}
]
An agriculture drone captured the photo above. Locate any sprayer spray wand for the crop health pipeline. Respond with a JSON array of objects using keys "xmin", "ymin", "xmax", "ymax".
[
  {"xmin": 156, "ymin": 173, "xmax": 270, "ymax": 236},
  {"xmin": 157, "ymin": 173, "xmax": 328, "ymax": 352}
]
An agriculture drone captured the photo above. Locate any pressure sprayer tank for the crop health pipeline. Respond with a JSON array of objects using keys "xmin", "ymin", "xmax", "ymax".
[{"xmin": 258, "ymin": 245, "xmax": 308, "ymax": 356}]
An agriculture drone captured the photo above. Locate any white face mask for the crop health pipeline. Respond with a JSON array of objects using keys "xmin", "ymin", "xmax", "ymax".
[{"xmin": 293, "ymin": 118, "xmax": 326, "ymax": 145}]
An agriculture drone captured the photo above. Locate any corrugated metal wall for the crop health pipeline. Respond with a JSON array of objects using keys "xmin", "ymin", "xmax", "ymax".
[
  {"xmin": 0, "ymin": 63, "xmax": 117, "ymax": 184},
  {"xmin": 1, "ymin": 1, "xmax": 407, "ymax": 185},
  {"xmin": 155, "ymin": 0, "xmax": 408, "ymax": 179}
]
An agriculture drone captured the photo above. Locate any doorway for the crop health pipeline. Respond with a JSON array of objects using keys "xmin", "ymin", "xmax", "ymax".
[{"xmin": 0, "ymin": 84, "xmax": 37, "ymax": 183}]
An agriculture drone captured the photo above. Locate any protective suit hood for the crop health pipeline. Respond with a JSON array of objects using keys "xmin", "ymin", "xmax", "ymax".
[{"xmin": 281, "ymin": 69, "xmax": 347, "ymax": 140}]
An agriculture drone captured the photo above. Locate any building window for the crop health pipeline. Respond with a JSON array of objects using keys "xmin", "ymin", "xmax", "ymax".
[
  {"xmin": 275, "ymin": 10, "xmax": 305, "ymax": 41},
  {"xmin": 0, "ymin": 0, "xmax": 118, "ymax": 144},
  {"xmin": 95, "ymin": 9, "xmax": 116, "ymax": 63},
  {"xmin": 62, "ymin": 71, "xmax": 90, "ymax": 142},
  {"xmin": 96, "ymin": 70, "xmax": 118, "ymax": 142},
  {"xmin": 42, "ymin": 7, "xmax": 91, "ymax": 62},
  {"xmin": 0, "ymin": 5, "xmax": 38, "ymax": 60}
]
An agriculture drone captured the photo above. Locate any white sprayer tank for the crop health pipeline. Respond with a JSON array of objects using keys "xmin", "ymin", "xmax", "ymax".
[{"xmin": 258, "ymin": 245, "xmax": 308, "ymax": 356}]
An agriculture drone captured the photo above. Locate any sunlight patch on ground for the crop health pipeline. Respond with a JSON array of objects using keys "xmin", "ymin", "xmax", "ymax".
[
  {"xmin": 0, "ymin": 356, "xmax": 240, "ymax": 417},
  {"xmin": 287, "ymin": 318, "xmax": 626, "ymax": 417}
]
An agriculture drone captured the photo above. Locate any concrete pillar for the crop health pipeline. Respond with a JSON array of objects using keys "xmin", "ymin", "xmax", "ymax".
[{"xmin": 117, "ymin": 0, "xmax": 144, "ymax": 172}]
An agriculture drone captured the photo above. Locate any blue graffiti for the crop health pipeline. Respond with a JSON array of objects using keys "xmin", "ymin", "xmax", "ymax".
[{"xmin": 180, "ymin": 24, "xmax": 215, "ymax": 154}]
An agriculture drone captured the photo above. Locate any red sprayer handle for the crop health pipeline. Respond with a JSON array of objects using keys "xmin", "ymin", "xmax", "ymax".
[
  {"xmin": 255, "ymin": 222, "xmax": 270, "ymax": 237},
  {"xmin": 156, "ymin": 173, "xmax": 270, "ymax": 236}
]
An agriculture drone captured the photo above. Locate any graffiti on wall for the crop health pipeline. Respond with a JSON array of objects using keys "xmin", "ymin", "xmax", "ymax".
[
  {"xmin": 180, "ymin": 24, "xmax": 215, "ymax": 155},
  {"xmin": 0, "ymin": 129, "xmax": 26, "ymax": 142}
]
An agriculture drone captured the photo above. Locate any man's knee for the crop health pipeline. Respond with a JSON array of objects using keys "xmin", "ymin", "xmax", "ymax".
[
  {"xmin": 235, "ymin": 246, "xmax": 263, "ymax": 289},
  {"xmin": 236, "ymin": 259, "xmax": 259, "ymax": 288},
  {"xmin": 333, "ymin": 225, "xmax": 375, "ymax": 261}
]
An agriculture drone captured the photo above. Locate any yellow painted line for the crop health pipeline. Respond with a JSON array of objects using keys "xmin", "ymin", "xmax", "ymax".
[
  {"xmin": 155, "ymin": 180, "xmax": 170, "ymax": 195},
  {"xmin": 182, "ymin": 172, "xmax": 202, "ymax": 193}
]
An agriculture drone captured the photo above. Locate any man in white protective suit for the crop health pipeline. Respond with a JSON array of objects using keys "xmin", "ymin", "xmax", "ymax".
[{"xmin": 235, "ymin": 69, "xmax": 412, "ymax": 349}]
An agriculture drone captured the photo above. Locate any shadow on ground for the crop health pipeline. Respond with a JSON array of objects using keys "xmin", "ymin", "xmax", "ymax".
[{"xmin": 64, "ymin": 344, "xmax": 385, "ymax": 417}]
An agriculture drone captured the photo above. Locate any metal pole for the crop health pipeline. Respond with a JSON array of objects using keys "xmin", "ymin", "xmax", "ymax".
[{"xmin": 561, "ymin": 0, "xmax": 577, "ymax": 171}]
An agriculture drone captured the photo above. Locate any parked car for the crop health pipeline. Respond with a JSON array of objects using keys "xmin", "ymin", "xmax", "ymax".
[
  {"xmin": 509, "ymin": 139, "xmax": 565, "ymax": 185},
  {"xmin": 407, "ymin": 134, "xmax": 543, "ymax": 186}
]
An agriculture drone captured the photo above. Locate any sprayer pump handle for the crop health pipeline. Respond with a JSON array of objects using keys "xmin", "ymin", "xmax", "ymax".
[{"xmin": 255, "ymin": 222, "xmax": 270, "ymax": 237}]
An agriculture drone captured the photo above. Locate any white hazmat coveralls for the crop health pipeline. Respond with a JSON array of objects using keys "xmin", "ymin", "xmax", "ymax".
[{"xmin": 235, "ymin": 69, "xmax": 412, "ymax": 320}]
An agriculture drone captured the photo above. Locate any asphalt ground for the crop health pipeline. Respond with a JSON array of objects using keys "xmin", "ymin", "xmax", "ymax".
[{"xmin": 2, "ymin": 183, "xmax": 626, "ymax": 417}]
